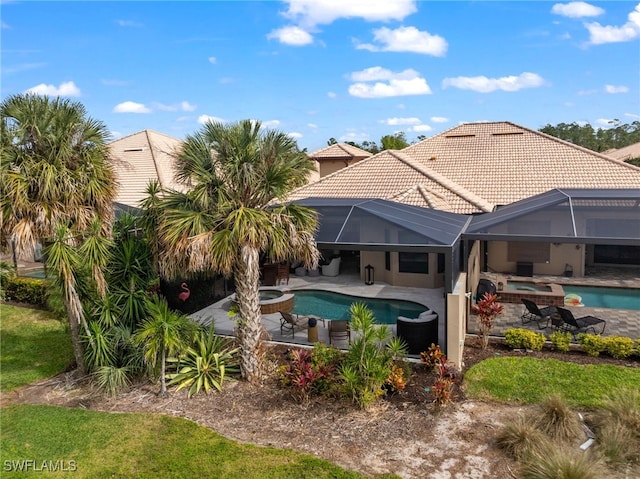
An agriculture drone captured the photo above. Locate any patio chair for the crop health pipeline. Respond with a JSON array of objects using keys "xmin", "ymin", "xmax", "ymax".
[
  {"xmin": 321, "ymin": 257, "xmax": 341, "ymax": 277},
  {"xmin": 328, "ymin": 319, "xmax": 350, "ymax": 345},
  {"xmin": 520, "ymin": 299, "xmax": 556, "ymax": 329},
  {"xmin": 279, "ymin": 311, "xmax": 311, "ymax": 339},
  {"xmin": 555, "ymin": 307, "xmax": 606, "ymax": 339}
]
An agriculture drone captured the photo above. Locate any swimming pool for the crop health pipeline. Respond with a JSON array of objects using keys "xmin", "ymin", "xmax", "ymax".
[
  {"xmin": 292, "ymin": 289, "xmax": 428, "ymax": 325},
  {"xmin": 561, "ymin": 285, "xmax": 640, "ymax": 311}
]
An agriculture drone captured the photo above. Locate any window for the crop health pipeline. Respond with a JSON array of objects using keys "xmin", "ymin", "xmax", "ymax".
[
  {"xmin": 399, "ymin": 252, "xmax": 428, "ymax": 274},
  {"xmin": 385, "ymin": 252, "xmax": 390, "ymax": 271},
  {"xmin": 437, "ymin": 253, "xmax": 445, "ymax": 274},
  {"xmin": 507, "ymin": 242, "xmax": 550, "ymax": 263}
]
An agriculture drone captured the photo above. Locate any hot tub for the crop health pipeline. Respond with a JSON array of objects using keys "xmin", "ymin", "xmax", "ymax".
[{"xmin": 231, "ymin": 287, "xmax": 294, "ymax": 314}]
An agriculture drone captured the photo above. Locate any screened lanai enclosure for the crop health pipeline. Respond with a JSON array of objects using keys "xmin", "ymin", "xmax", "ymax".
[
  {"xmin": 463, "ymin": 189, "xmax": 640, "ymax": 277},
  {"xmin": 294, "ymin": 198, "xmax": 470, "ymax": 292}
]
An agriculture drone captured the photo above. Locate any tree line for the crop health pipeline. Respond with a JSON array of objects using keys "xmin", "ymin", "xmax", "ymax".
[{"xmin": 328, "ymin": 121, "xmax": 640, "ymax": 166}]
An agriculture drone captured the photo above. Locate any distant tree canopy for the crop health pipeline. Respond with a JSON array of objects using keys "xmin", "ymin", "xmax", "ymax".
[
  {"xmin": 327, "ymin": 132, "xmax": 412, "ymax": 154},
  {"xmin": 539, "ymin": 120, "xmax": 640, "ymax": 166}
]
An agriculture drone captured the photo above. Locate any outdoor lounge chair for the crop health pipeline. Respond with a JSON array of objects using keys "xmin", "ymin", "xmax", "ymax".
[
  {"xmin": 328, "ymin": 319, "xmax": 350, "ymax": 345},
  {"xmin": 279, "ymin": 311, "xmax": 312, "ymax": 339},
  {"xmin": 321, "ymin": 257, "xmax": 341, "ymax": 277},
  {"xmin": 555, "ymin": 307, "xmax": 606, "ymax": 339},
  {"xmin": 520, "ymin": 299, "xmax": 556, "ymax": 329}
]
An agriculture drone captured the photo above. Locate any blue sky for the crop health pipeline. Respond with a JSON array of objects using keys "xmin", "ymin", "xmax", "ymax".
[{"xmin": 2, "ymin": 1, "xmax": 639, "ymax": 152}]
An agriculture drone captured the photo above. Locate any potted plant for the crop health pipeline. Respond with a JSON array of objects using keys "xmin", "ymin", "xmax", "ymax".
[{"xmin": 472, "ymin": 292, "xmax": 504, "ymax": 349}]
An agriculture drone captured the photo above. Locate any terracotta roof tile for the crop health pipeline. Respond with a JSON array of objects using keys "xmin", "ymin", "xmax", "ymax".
[
  {"xmin": 109, "ymin": 130, "xmax": 185, "ymax": 208},
  {"xmin": 289, "ymin": 122, "xmax": 640, "ymax": 214},
  {"xmin": 308, "ymin": 143, "xmax": 373, "ymax": 160}
]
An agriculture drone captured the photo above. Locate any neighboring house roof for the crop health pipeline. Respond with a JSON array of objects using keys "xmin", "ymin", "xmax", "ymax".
[
  {"xmin": 603, "ymin": 141, "xmax": 640, "ymax": 162},
  {"xmin": 308, "ymin": 143, "xmax": 373, "ymax": 160},
  {"xmin": 288, "ymin": 121, "xmax": 640, "ymax": 214},
  {"xmin": 109, "ymin": 130, "xmax": 184, "ymax": 208}
]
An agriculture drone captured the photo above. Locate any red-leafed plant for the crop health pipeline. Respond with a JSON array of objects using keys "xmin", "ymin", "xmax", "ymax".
[{"xmin": 471, "ymin": 292, "xmax": 504, "ymax": 349}]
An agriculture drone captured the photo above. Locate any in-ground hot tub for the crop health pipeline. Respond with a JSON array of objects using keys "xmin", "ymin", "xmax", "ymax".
[
  {"xmin": 484, "ymin": 277, "xmax": 566, "ymax": 307},
  {"xmin": 231, "ymin": 287, "xmax": 294, "ymax": 314}
]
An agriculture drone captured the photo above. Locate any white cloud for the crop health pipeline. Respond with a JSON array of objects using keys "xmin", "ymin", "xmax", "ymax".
[
  {"xmin": 25, "ymin": 81, "xmax": 81, "ymax": 97},
  {"xmin": 408, "ymin": 124, "xmax": 432, "ymax": 132},
  {"xmin": 113, "ymin": 101, "xmax": 152, "ymax": 114},
  {"xmin": 442, "ymin": 72, "xmax": 544, "ymax": 93},
  {"xmin": 577, "ymin": 88, "xmax": 598, "ymax": 95},
  {"xmin": 154, "ymin": 101, "xmax": 197, "ymax": 112},
  {"xmin": 327, "ymin": 91, "xmax": 337, "ymax": 98},
  {"xmin": 116, "ymin": 19, "xmax": 143, "ymax": 27},
  {"xmin": 349, "ymin": 68, "xmax": 431, "ymax": 98},
  {"xmin": 281, "ymin": 0, "xmax": 417, "ymax": 28},
  {"xmin": 288, "ymin": 131, "xmax": 303, "ymax": 139},
  {"xmin": 551, "ymin": 2, "xmax": 604, "ymax": 18},
  {"xmin": 624, "ymin": 112, "xmax": 640, "ymax": 119},
  {"xmin": 262, "ymin": 120, "xmax": 281, "ymax": 129},
  {"xmin": 198, "ymin": 114, "xmax": 225, "ymax": 124},
  {"xmin": 585, "ymin": 3, "xmax": 640, "ymax": 44},
  {"xmin": 356, "ymin": 26, "xmax": 447, "ymax": 56},
  {"xmin": 267, "ymin": 26, "xmax": 313, "ymax": 45},
  {"xmin": 604, "ymin": 84, "xmax": 629, "ymax": 94},
  {"xmin": 595, "ymin": 118, "xmax": 616, "ymax": 127},
  {"xmin": 208, "ymin": 56, "xmax": 217, "ymax": 64},
  {"xmin": 430, "ymin": 116, "xmax": 449, "ymax": 123},
  {"xmin": 380, "ymin": 117, "xmax": 421, "ymax": 126}
]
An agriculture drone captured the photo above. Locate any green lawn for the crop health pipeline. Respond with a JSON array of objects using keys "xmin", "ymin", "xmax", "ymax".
[
  {"xmin": 0, "ymin": 304, "xmax": 74, "ymax": 392},
  {"xmin": 463, "ymin": 356, "xmax": 640, "ymax": 408},
  {"xmin": 0, "ymin": 405, "xmax": 389, "ymax": 479}
]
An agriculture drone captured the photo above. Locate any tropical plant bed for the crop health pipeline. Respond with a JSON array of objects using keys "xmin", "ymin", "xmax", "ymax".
[{"xmin": 3, "ymin": 339, "xmax": 638, "ymax": 479}]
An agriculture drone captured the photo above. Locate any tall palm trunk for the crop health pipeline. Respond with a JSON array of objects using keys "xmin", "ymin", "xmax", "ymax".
[
  {"xmin": 160, "ymin": 349, "xmax": 167, "ymax": 397},
  {"xmin": 235, "ymin": 245, "xmax": 264, "ymax": 383},
  {"xmin": 63, "ymin": 288, "xmax": 88, "ymax": 375}
]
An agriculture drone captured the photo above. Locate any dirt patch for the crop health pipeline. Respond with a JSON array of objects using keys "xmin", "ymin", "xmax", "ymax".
[{"xmin": 3, "ymin": 340, "xmax": 638, "ymax": 479}]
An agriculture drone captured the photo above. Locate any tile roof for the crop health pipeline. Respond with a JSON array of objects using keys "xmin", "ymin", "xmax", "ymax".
[
  {"xmin": 109, "ymin": 130, "xmax": 185, "ymax": 208},
  {"xmin": 603, "ymin": 141, "xmax": 640, "ymax": 162},
  {"xmin": 289, "ymin": 121, "xmax": 640, "ymax": 214},
  {"xmin": 308, "ymin": 143, "xmax": 373, "ymax": 160}
]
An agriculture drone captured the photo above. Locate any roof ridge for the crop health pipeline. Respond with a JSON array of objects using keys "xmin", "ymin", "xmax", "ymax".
[
  {"xmin": 290, "ymin": 148, "xmax": 391, "ymax": 197},
  {"xmin": 387, "ymin": 150, "xmax": 494, "ymax": 212},
  {"xmin": 109, "ymin": 129, "xmax": 182, "ymax": 145},
  {"xmin": 416, "ymin": 184, "xmax": 451, "ymax": 209}
]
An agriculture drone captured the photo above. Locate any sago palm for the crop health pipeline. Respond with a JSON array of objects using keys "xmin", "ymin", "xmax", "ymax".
[
  {"xmin": 0, "ymin": 94, "xmax": 116, "ymax": 374},
  {"xmin": 151, "ymin": 119, "xmax": 319, "ymax": 382}
]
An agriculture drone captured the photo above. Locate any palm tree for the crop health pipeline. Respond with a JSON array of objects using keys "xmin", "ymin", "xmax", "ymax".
[
  {"xmin": 0, "ymin": 94, "xmax": 116, "ymax": 374},
  {"xmin": 151, "ymin": 120, "xmax": 319, "ymax": 382},
  {"xmin": 134, "ymin": 296, "xmax": 196, "ymax": 396}
]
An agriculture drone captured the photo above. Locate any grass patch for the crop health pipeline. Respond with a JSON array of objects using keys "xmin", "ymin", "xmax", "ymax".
[
  {"xmin": 462, "ymin": 357, "xmax": 640, "ymax": 408},
  {"xmin": 0, "ymin": 405, "xmax": 392, "ymax": 478},
  {"xmin": 0, "ymin": 304, "xmax": 74, "ymax": 392}
]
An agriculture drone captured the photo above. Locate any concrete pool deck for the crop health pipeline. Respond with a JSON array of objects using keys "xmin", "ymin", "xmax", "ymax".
[
  {"xmin": 472, "ymin": 271, "xmax": 640, "ymax": 340},
  {"xmin": 190, "ymin": 272, "xmax": 445, "ymax": 348}
]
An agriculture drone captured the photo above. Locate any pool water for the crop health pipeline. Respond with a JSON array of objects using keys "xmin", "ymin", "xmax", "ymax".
[
  {"xmin": 292, "ymin": 289, "xmax": 428, "ymax": 325},
  {"xmin": 562, "ymin": 285, "xmax": 640, "ymax": 311}
]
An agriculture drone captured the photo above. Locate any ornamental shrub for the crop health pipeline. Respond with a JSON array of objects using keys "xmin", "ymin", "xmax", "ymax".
[
  {"xmin": 603, "ymin": 335, "xmax": 636, "ymax": 359},
  {"xmin": 1, "ymin": 276, "xmax": 48, "ymax": 305},
  {"xmin": 550, "ymin": 330, "xmax": 572, "ymax": 353},
  {"xmin": 504, "ymin": 328, "xmax": 546, "ymax": 351},
  {"xmin": 577, "ymin": 333, "xmax": 605, "ymax": 357}
]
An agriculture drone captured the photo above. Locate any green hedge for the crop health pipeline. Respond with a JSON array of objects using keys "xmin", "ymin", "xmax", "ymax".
[{"xmin": 1, "ymin": 276, "xmax": 48, "ymax": 306}]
